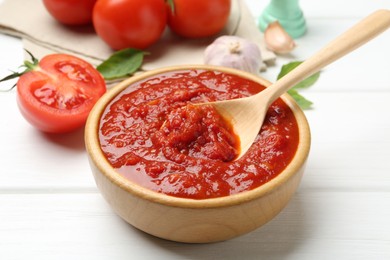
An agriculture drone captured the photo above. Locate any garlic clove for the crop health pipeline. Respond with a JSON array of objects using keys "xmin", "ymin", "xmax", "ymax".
[{"xmin": 264, "ymin": 21, "xmax": 296, "ymax": 54}]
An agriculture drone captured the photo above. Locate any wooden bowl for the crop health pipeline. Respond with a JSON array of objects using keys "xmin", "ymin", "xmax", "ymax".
[{"xmin": 85, "ymin": 65, "xmax": 311, "ymax": 243}]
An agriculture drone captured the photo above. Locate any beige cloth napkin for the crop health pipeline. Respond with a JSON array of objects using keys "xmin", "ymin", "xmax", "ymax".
[{"xmin": 0, "ymin": 0, "xmax": 275, "ymax": 72}]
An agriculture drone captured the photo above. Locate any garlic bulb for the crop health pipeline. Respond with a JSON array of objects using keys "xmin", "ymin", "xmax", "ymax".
[
  {"xmin": 264, "ymin": 21, "xmax": 296, "ymax": 54},
  {"xmin": 204, "ymin": 36, "xmax": 262, "ymax": 75}
]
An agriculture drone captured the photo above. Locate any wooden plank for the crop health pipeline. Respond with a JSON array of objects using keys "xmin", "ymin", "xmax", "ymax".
[
  {"xmin": 2, "ymin": 87, "xmax": 390, "ymax": 192},
  {"xmin": 303, "ymin": 92, "xmax": 390, "ymax": 190},
  {"xmin": 0, "ymin": 192, "xmax": 389, "ymax": 259},
  {"xmin": 1, "ymin": 92, "xmax": 390, "ymax": 191},
  {"xmin": 0, "ymin": 34, "xmax": 23, "ymax": 83},
  {"xmin": 0, "ymin": 92, "xmax": 96, "ymax": 190}
]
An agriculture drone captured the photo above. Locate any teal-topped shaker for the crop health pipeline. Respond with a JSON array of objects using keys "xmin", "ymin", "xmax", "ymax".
[{"xmin": 258, "ymin": 0, "xmax": 307, "ymax": 38}]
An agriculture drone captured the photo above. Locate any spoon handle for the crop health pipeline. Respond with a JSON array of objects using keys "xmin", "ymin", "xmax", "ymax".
[{"xmin": 264, "ymin": 9, "xmax": 390, "ymax": 104}]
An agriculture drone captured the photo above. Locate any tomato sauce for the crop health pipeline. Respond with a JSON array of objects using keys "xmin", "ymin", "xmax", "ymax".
[{"xmin": 99, "ymin": 70, "xmax": 299, "ymax": 199}]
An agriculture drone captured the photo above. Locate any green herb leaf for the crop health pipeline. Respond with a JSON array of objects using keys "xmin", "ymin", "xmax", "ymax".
[
  {"xmin": 277, "ymin": 61, "xmax": 301, "ymax": 80},
  {"xmin": 287, "ymin": 89, "xmax": 313, "ymax": 110},
  {"xmin": 97, "ymin": 48, "xmax": 147, "ymax": 80},
  {"xmin": 277, "ymin": 61, "xmax": 320, "ymax": 89},
  {"xmin": 276, "ymin": 61, "xmax": 320, "ymax": 109}
]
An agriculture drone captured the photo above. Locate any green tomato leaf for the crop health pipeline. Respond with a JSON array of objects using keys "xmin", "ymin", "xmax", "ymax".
[
  {"xmin": 97, "ymin": 48, "xmax": 147, "ymax": 80},
  {"xmin": 277, "ymin": 61, "xmax": 320, "ymax": 89},
  {"xmin": 287, "ymin": 89, "xmax": 313, "ymax": 110}
]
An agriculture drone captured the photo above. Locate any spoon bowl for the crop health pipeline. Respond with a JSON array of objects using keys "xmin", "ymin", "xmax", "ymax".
[{"xmin": 203, "ymin": 9, "xmax": 390, "ymax": 159}]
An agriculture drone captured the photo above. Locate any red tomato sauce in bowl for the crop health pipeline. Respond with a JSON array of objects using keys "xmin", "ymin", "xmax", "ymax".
[{"xmin": 99, "ymin": 69, "xmax": 299, "ymax": 199}]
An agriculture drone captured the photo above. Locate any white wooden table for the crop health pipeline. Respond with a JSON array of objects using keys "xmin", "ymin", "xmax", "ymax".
[{"xmin": 1, "ymin": 1, "xmax": 390, "ymax": 259}]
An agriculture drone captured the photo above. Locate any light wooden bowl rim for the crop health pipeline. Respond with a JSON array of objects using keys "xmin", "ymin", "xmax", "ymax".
[{"xmin": 85, "ymin": 65, "xmax": 311, "ymax": 209}]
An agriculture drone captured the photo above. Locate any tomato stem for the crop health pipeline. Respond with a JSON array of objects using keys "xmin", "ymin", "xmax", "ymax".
[
  {"xmin": 23, "ymin": 49, "xmax": 39, "ymax": 70},
  {"xmin": 166, "ymin": 0, "xmax": 175, "ymax": 14},
  {"xmin": 0, "ymin": 49, "xmax": 39, "ymax": 91}
]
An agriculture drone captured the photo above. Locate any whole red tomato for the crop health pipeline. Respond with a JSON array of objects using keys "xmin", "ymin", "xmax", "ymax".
[
  {"xmin": 168, "ymin": 0, "xmax": 231, "ymax": 38},
  {"xmin": 14, "ymin": 53, "xmax": 106, "ymax": 133},
  {"xmin": 43, "ymin": 0, "xmax": 97, "ymax": 25},
  {"xmin": 93, "ymin": 0, "xmax": 167, "ymax": 50}
]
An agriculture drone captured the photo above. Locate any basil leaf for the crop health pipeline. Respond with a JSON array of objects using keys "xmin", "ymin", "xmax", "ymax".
[
  {"xmin": 277, "ymin": 61, "xmax": 320, "ymax": 89},
  {"xmin": 277, "ymin": 61, "xmax": 302, "ymax": 80},
  {"xmin": 97, "ymin": 48, "xmax": 147, "ymax": 80},
  {"xmin": 276, "ymin": 60, "xmax": 320, "ymax": 109},
  {"xmin": 287, "ymin": 89, "xmax": 313, "ymax": 110}
]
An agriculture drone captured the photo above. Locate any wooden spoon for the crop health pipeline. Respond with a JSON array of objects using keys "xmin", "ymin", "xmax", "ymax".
[{"xmin": 200, "ymin": 9, "xmax": 390, "ymax": 160}]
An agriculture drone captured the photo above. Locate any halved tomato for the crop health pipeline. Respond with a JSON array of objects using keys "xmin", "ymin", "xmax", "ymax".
[{"xmin": 15, "ymin": 54, "xmax": 106, "ymax": 133}]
